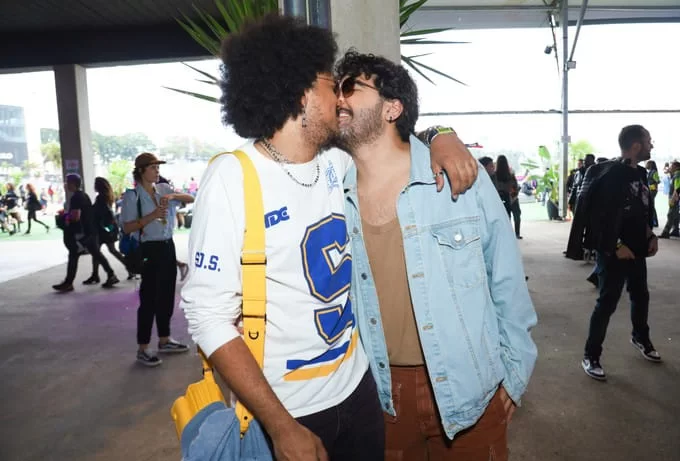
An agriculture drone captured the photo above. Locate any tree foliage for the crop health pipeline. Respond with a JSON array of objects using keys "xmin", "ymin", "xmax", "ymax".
[
  {"xmin": 41, "ymin": 141, "xmax": 62, "ymax": 169},
  {"xmin": 160, "ymin": 135, "xmax": 226, "ymax": 160},
  {"xmin": 106, "ymin": 159, "xmax": 133, "ymax": 196},
  {"xmin": 569, "ymin": 139, "xmax": 595, "ymax": 169},
  {"xmin": 10, "ymin": 170, "xmax": 24, "ymax": 187},
  {"xmin": 93, "ymin": 132, "xmax": 156, "ymax": 163},
  {"xmin": 40, "ymin": 128, "xmax": 60, "ymax": 144}
]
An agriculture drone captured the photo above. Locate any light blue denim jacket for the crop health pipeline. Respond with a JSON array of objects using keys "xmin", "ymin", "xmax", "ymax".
[{"xmin": 344, "ymin": 136, "xmax": 538, "ymax": 439}]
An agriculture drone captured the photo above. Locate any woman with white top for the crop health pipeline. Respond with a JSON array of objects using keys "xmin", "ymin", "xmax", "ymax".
[{"xmin": 121, "ymin": 153, "xmax": 195, "ymax": 367}]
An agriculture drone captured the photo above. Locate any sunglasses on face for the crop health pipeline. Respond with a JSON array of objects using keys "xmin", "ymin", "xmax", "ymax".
[{"xmin": 333, "ymin": 76, "xmax": 379, "ymax": 99}]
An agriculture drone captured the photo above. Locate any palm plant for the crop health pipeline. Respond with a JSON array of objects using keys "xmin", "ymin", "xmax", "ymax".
[
  {"xmin": 522, "ymin": 145, "xmax": 560, "ymax": 205},
  {"xmin": 165, "ymin": 0, "xmax": 465, "ymax": 102}
]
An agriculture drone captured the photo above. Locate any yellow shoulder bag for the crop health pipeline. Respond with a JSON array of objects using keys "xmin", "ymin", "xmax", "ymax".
[{"xmin": 171, "ymin": 150, "xmax": 267, "ymax": 440}]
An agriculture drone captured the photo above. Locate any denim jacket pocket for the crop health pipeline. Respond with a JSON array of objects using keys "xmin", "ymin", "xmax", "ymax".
[{"xmin": 430, "ymin": 218, "xmax": 484, "ymax": 290}]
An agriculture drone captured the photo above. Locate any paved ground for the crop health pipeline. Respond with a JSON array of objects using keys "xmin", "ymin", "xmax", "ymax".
[{"xmin": 0, "ymin": 221, "xmax": 678, "ymax": 461}]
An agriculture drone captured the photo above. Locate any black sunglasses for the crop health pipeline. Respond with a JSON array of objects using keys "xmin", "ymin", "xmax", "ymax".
[{"xmin": 334, "ymin": 76, "xmax": 379, "ymax": 99}]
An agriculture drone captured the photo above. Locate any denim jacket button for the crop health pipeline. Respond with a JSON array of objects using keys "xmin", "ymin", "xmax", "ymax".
[
  {"xmin": 384, "ymin": 403, "xmax": 391, "ymax": 410},
  {"xmin": 370, "ymin": 318, "xmax": 378, "ymax": 325},
  {"xmin": 361, "ymin": 273, "xmax": 368, "ymax": 280},
  {"xmin": 454, "ymin": 233, "xmax": 463, "ymax": 242},
  {"xmin": 353, "ymin": 227, "xmax": 359, "ymax": 234},
  {"xmin": 378, "ymin": 362, "xmax": 386, "ymax": 369}
]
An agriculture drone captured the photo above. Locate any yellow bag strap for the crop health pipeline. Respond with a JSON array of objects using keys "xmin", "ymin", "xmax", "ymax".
[{"xmin": 207, "ymin": 150, "xmax": 267, "ymax": 437}]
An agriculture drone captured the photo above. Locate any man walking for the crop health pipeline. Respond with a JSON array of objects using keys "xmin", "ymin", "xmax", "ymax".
[
  {"xmin": 335, "ymin": 51, "xmax": 537, "ymax": 460},
  {"xmin": 53, "ymin": 174, "xmax": 119, "ymax": 292},
  {"xmin": 180, "ymin": 15, "xmax": 477, "ymax": 461},
  {"xmin": 567, "ymin": 125, "xmax": 661, "ymax": 381}
]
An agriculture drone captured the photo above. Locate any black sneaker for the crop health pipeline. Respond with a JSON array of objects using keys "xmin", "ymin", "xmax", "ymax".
[
  {"xmin": 582, "ymin": 357, "xmax": 606, "ymax": 381},
  {"xmin": 586, "ymin": 273, "xmax": 598, "ymax": 288},
  {"xmin": 83, "ymin": 276, "xmax": 100, "ymax": 285},
  {"xmin": 630, "ymin": 337, "xmax": 662, "ymax": 363},
  {"xmin": 136, "ymin": 349, "xmax": 162, "ymax": 367},
  {"xmin": 52, "ymin": 282, "xmax": 74, "ymax": 292},
  {"xmin": 102, "ymin": 274, "xmax": 120, "ymax": 288},
  {"xmin": 158, "ymin": 338, "xmax": 190, "ymax": 354}
]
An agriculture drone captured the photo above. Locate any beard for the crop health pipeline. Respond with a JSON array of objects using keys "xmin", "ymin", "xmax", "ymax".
[
  {"xmin": 334, "ymin": 101, "xmax": 384, "ymax": 154},
  {"xmin": 304, "ymin": 102, "xmax": 340, "ymax": 154}
]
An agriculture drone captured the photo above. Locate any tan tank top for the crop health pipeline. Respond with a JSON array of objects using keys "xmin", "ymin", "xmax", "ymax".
[{"xmin": 362, "ymin": 218, "xmax": 425, "ymax": 366}]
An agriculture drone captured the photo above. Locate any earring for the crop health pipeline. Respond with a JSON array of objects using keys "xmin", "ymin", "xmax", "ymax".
[
  {"xmin": 301, "ymin": 107, "xmax": 307, "ymax": 128},
  {"xmin": 388, "ymin": 116, "xmax": 393, "ymax": 123}
]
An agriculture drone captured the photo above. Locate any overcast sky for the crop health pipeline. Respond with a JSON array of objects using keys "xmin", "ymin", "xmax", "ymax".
[{"xmin": 1, "ymin": 23, "xmax": 678, "ymax": 161}]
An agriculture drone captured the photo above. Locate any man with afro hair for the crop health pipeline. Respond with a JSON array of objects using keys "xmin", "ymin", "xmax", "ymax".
[{"xmin": 181, "ymin": 13, "xmax": 478, "ymax": 461}]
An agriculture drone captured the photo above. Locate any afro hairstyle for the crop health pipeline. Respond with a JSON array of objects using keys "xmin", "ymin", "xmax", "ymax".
[
  {"xmin": 335, "ymin": 50, "xmax": 419, "ymax": 142},
  {"xmin": 219, "ymin": 13, "xmax": 337, "ymax": 140}
]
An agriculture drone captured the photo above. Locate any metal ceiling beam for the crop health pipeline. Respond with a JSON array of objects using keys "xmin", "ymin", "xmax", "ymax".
[
  {"xmin": 569, "ymin": 0, "xmax": 589, "ymax": 62},
  {"xmin": 0, "ymin": 24, "xmax": 211, "ymax": 73},
  {"xmin": 419, "ymin": 5, "xmax": 680, "ymax": 12}
]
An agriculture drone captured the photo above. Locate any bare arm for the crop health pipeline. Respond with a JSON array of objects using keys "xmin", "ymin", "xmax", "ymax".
[
  {"xmin": 210, "ymin": 339, "xmax": 295, "ymax": 437},
  {"xmin": 169, "ymin": 192, "xmax": 195, "ymax": 204}
]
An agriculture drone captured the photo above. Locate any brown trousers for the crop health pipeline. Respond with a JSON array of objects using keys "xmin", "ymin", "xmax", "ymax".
[{"xmin": 385, "ymin": 365, "xmax": 509, "ymax": 461}]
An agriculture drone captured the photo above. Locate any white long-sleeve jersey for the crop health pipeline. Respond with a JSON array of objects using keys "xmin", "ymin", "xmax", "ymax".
[{"xmin": 180, "ymin": 141, "xmax": 368, "ymax": 418}]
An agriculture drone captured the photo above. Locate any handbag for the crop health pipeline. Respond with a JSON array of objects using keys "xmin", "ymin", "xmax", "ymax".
[
  {"xmin": 120, "ymin": 194, "xmax": 144, "ymax": 274},
  {"xmin": 172, "ymin": 150, "xmax": 271, "ymax": 459}
]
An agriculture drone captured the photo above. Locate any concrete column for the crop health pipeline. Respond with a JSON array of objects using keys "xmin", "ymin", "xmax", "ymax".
[
  {"xmin": 330, "ymin": 0, "xmax": 400, "ymax": 63},
  {"xmin": 54, "ymin": 65, "xmax": 95, "ymax": 200}
]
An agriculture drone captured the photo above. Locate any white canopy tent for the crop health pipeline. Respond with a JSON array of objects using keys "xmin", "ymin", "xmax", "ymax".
[{"xmin": 407, "ymin": 0, "xmax": 680, "ymax": 217}]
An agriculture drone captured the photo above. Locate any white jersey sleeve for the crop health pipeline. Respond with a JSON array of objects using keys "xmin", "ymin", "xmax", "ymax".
[{"xmin": 180, "ymin": 154, "xmax": 246, "ymax": 357}]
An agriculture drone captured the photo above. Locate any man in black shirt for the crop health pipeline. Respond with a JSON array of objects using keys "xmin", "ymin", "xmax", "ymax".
[
  {"xmin": 579, "ymin": 125, "xmax": 661, "ymax": 381},
  {"xmin": 53, "ymin": 174, "xmax": 119, "ymax": 292}
]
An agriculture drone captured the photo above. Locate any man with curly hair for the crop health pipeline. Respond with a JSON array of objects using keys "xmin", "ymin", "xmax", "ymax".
[
  {"xmin": 335, "ymin": 50, "xmax": 537, "ymax": 460},
  {"xmin": 181, "ymin": 14, "xmax": 478, "ymax": 461}
]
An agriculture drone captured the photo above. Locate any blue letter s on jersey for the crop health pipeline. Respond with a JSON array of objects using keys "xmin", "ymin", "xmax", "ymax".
[
  {"xmin": 285, "ymin": 214, "xmax": 356, "ymax": 380},
  {"xmin": 300, "ymin": 213, "xmax": 352, "ymax": 303}
]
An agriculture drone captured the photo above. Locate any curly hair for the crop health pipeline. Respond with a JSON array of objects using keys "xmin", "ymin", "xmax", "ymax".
[
  {"xmin": 219, "ymin": 14, "xmax": 337, "ymax": 139},
  {"xmin": 335, "ymin": 50, "xmax": 419, "ymax": 142}
]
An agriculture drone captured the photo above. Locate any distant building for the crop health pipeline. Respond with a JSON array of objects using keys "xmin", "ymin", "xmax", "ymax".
[{"xmin": 0, "ymin": 105, "xmax": 28, "ymax": 167}]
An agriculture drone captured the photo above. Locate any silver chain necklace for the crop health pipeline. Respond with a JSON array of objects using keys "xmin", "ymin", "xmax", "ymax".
[{"xmin": 260, "ymin": 139, "xmax": 320, "ymax": 188}]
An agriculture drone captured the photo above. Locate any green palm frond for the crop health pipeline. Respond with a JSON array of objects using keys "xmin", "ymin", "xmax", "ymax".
[
  {"xmin": 163, "ymin": 87, "xmax": 219, "ymax": 103},
  {"xmin": 181, "ymin": 62, "xmax": 219, "ymax": 82},
  {"xmin": 399, "ymin": 1, "xmax": 466, "ymax": 85},
  {"xmin": 177, "ymin": 0, "xmax": 278, "ymax": 57},
  {"xmin": 171, "ymin": 0, "xmax": 465, "ymax": 104}
]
